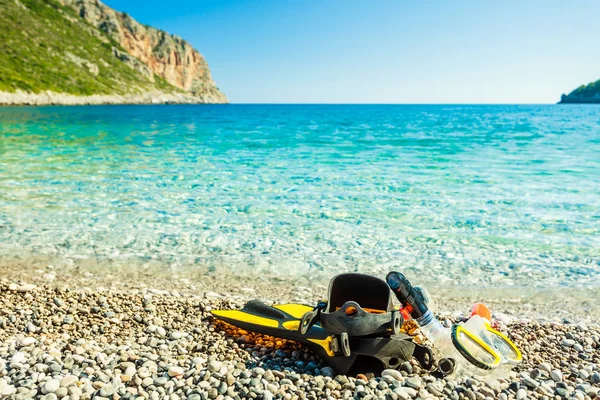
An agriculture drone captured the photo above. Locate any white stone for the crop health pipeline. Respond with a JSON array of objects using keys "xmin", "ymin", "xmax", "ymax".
[
  {"xmin": 11, "ymin": 352, "xmax": 27, "ymax": 364},
  {"xmin": 0, "ymin": 379, "xmax": 16, "ymax": 396},
  {"xmin": 168, "ymin": 366, "xmax": 184, "ymax": 377},
  {"xmin": 60, "ymin": 375, "xmax": 78, "ymax": 387},
  {"xmin": 205, "ymin": 291, "xmax": 221, "ymax": 299},
  {"xmin": 394, "ymin": 387, "xmax": 416, "ymax": 400},
  {"xmin": 19, "ymin": 337, "xmax": 37, "ymax": 347},
  {"xmin": 381, "ymin": 369, "xmax": 403, "ymax": 381},
  {"xmin": 170, "ymin": 331, "xmax": 182, "ymax": 340},
  {"xmin": 18, "ymin": 283, "xmax": 37, "ymax": 292},
  {"xmin": 44, "ymin": 379, "xmax": 60, "ymax": 393}
]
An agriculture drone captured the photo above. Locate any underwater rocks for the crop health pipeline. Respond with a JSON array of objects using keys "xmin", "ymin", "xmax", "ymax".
[{"xmin": 0, "ymin": 273, "xmax": 599, "ymax": 400}]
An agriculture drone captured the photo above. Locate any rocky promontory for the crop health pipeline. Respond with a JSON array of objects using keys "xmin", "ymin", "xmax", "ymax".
[
  {"xmin": 0, "ymin": 0, "xmax": 227, "ymax": 105},
  {"xmin": 559, "ymin": 79, "xmax": 600, "ymax": 104}
]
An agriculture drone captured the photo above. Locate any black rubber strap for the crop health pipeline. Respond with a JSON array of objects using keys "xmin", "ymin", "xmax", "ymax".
[
  {"xmin": 412, "ymin": 344, "xmax": 434, "ymax": 370},
  {"xmin": 299, "ymin": 301, "xmax": 327, "ymax": 334}
]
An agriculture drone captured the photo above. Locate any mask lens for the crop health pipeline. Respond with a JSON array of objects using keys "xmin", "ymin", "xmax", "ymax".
[
  {"xmin": 452, "ymin": 325, "xmax": 501, "ymax": 370},
  {"xmin": 487, "ymin": 327, "xmax": 522, "ymax": 363},
  {"xmin": 458, "ymin": 330, "xmax": 496, "ymax": 363}
]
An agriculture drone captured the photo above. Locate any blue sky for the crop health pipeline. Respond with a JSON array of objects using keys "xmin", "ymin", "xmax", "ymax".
[{"xmin": 104, "ymin": 0, "xmax": 600, "ymax": 104}]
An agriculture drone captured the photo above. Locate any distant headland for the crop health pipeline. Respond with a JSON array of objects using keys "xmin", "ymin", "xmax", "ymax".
[{"xmin": 559, "ymin": 79, "xmax": 600, "ymax": 104}]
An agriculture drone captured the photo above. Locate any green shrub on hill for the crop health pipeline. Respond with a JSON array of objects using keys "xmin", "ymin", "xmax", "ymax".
[
  {"xmin": 0, "ymin": 0, "xmax": 180, "ymax": 95},
  {"xmin": 560, "ymin": 79, "xmax": 600, "ymax": 104}
]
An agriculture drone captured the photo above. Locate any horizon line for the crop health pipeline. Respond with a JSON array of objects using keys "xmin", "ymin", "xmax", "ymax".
[{"xmin": 226, "ymin": 102, "xmax": 560, "ymax": 105}]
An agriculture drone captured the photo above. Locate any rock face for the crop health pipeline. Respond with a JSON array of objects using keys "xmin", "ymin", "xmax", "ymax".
[
  {"xmin": 559, "ymin": 79, "xmax": 600, "ymax": 104},
  {"xmin": 60, "ymin": 0, "xmax": 227, "ymax": 103}
]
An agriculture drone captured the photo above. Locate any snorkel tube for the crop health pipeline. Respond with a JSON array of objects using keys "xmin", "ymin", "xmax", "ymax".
[
  {"xmin": 386, "ymin": 272, "xmax": 457, "ymax": 374},
  {"xmin": 386, "ymin": 271, "xmax": 429, "ymax": 320}
]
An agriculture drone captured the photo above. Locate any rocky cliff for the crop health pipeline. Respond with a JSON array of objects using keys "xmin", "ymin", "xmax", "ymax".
[
  {"xmin": 0, "ymin": 0, "xmax": 227, "ymax": 104},
  {"xmin": 559, "ymin": 79, "xmax": 600, "ymax": 104}
]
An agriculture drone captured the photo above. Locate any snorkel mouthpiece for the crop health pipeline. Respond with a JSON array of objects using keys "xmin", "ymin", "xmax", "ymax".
[{"xmin": 386, "ymin": 271, "xmax": 429, "ymax": 320}]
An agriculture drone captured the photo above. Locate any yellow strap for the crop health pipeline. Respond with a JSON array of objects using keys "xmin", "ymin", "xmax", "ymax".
[
  {"xmin": 307, "ymin": 337, "xmax": 335, "ymax": 357},
  {"xmin": 211, "ymin": 310, "xmax": 279, "ymax": 328}
]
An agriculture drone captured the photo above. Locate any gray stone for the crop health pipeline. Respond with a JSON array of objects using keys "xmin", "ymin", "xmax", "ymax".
[
  {"xmin": 522, "ymin": 376, "xmax": 539, "ymax": 389},
  {"xmin": 399, "ymin": 362, "xmax": 413, "ymax": 375},
  {"xmin": 99, "ymin": 384, "xmax": 116, "ymax": 397},
  {"xmin": 405, "ymin": 376, "xmax": 422, "ymax": 389},
  {"xmin": 551, "ymin": 370, "xmax": 563, "ymax": 382},
  {"xmin": 207, "ymin": 388, "xmax": 218, "ymax": 399},
  {"xmin": 426, "ymin": 382, "xmax": 444, "ymax": 396},
  {"xmin": 539, "ymin": 363, "xmax": 552, "ymax": 373},
  {"xmin": 555, "ymin": 387, "xmax": 568, "ymax": 397},
  {"xmin": 154, "ymin": 377, "xmax": 168, "ymax": 386},
  {"xmin": 275, "ymin": 349, "xmax": 288, "ymax": 358}
]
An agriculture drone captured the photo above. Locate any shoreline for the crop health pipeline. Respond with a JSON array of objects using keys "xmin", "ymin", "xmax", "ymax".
[
  {"xmin": 0, "ymin": 91, "xmax": 228, "ymax": 106},
  {"xmin": 2, "ymin": 256, "xmax": 600, "ymax": 322},
  {"xmin": 1, "ymin": 263, "xmax": 600, "ymax": 399}
]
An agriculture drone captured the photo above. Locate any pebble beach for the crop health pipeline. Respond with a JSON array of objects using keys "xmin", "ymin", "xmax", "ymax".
[{"xmin": 1, "ymin": 262, "xmax": 599, "ymax": 400}]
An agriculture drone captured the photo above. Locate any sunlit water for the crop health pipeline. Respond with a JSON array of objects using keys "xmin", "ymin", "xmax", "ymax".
[{"xmin": 1, "ymin": 104, "xmax": 599, "ymax": 288}]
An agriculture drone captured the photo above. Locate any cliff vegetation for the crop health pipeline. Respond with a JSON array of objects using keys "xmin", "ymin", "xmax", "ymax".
[{"xmin": 559, "ymin": 79, "xmax": 600, "ymax": 104}]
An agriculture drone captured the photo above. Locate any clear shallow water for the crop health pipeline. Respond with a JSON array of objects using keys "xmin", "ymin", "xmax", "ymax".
[{"xmin": 0, "ymin": 104, "xmax": 599, "ymax": 287}]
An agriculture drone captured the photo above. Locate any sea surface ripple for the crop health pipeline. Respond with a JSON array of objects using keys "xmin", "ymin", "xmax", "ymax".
[{"xmin": 1, "ymin": 104, "xmax": 599, "ymax": 288}]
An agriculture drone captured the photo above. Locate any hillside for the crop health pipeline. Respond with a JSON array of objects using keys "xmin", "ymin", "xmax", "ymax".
[
  {"xmin": 559, "ymin": 79, "xmax": 600, "ymax": 104},
  {"xmin": 0, "ymin": 0, "xmax": 227, "ymax": 105}
]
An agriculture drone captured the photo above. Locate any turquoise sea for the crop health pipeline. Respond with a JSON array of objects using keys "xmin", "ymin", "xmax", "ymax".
[{"xmin": 0, "ymin": 105, "xmax": 599, "ymax": 288}]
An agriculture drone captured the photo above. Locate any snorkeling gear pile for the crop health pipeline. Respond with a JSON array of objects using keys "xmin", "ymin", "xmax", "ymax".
[{"xmin": 212, "ymin": 271, "xmax": 522, "ymax": 377}]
